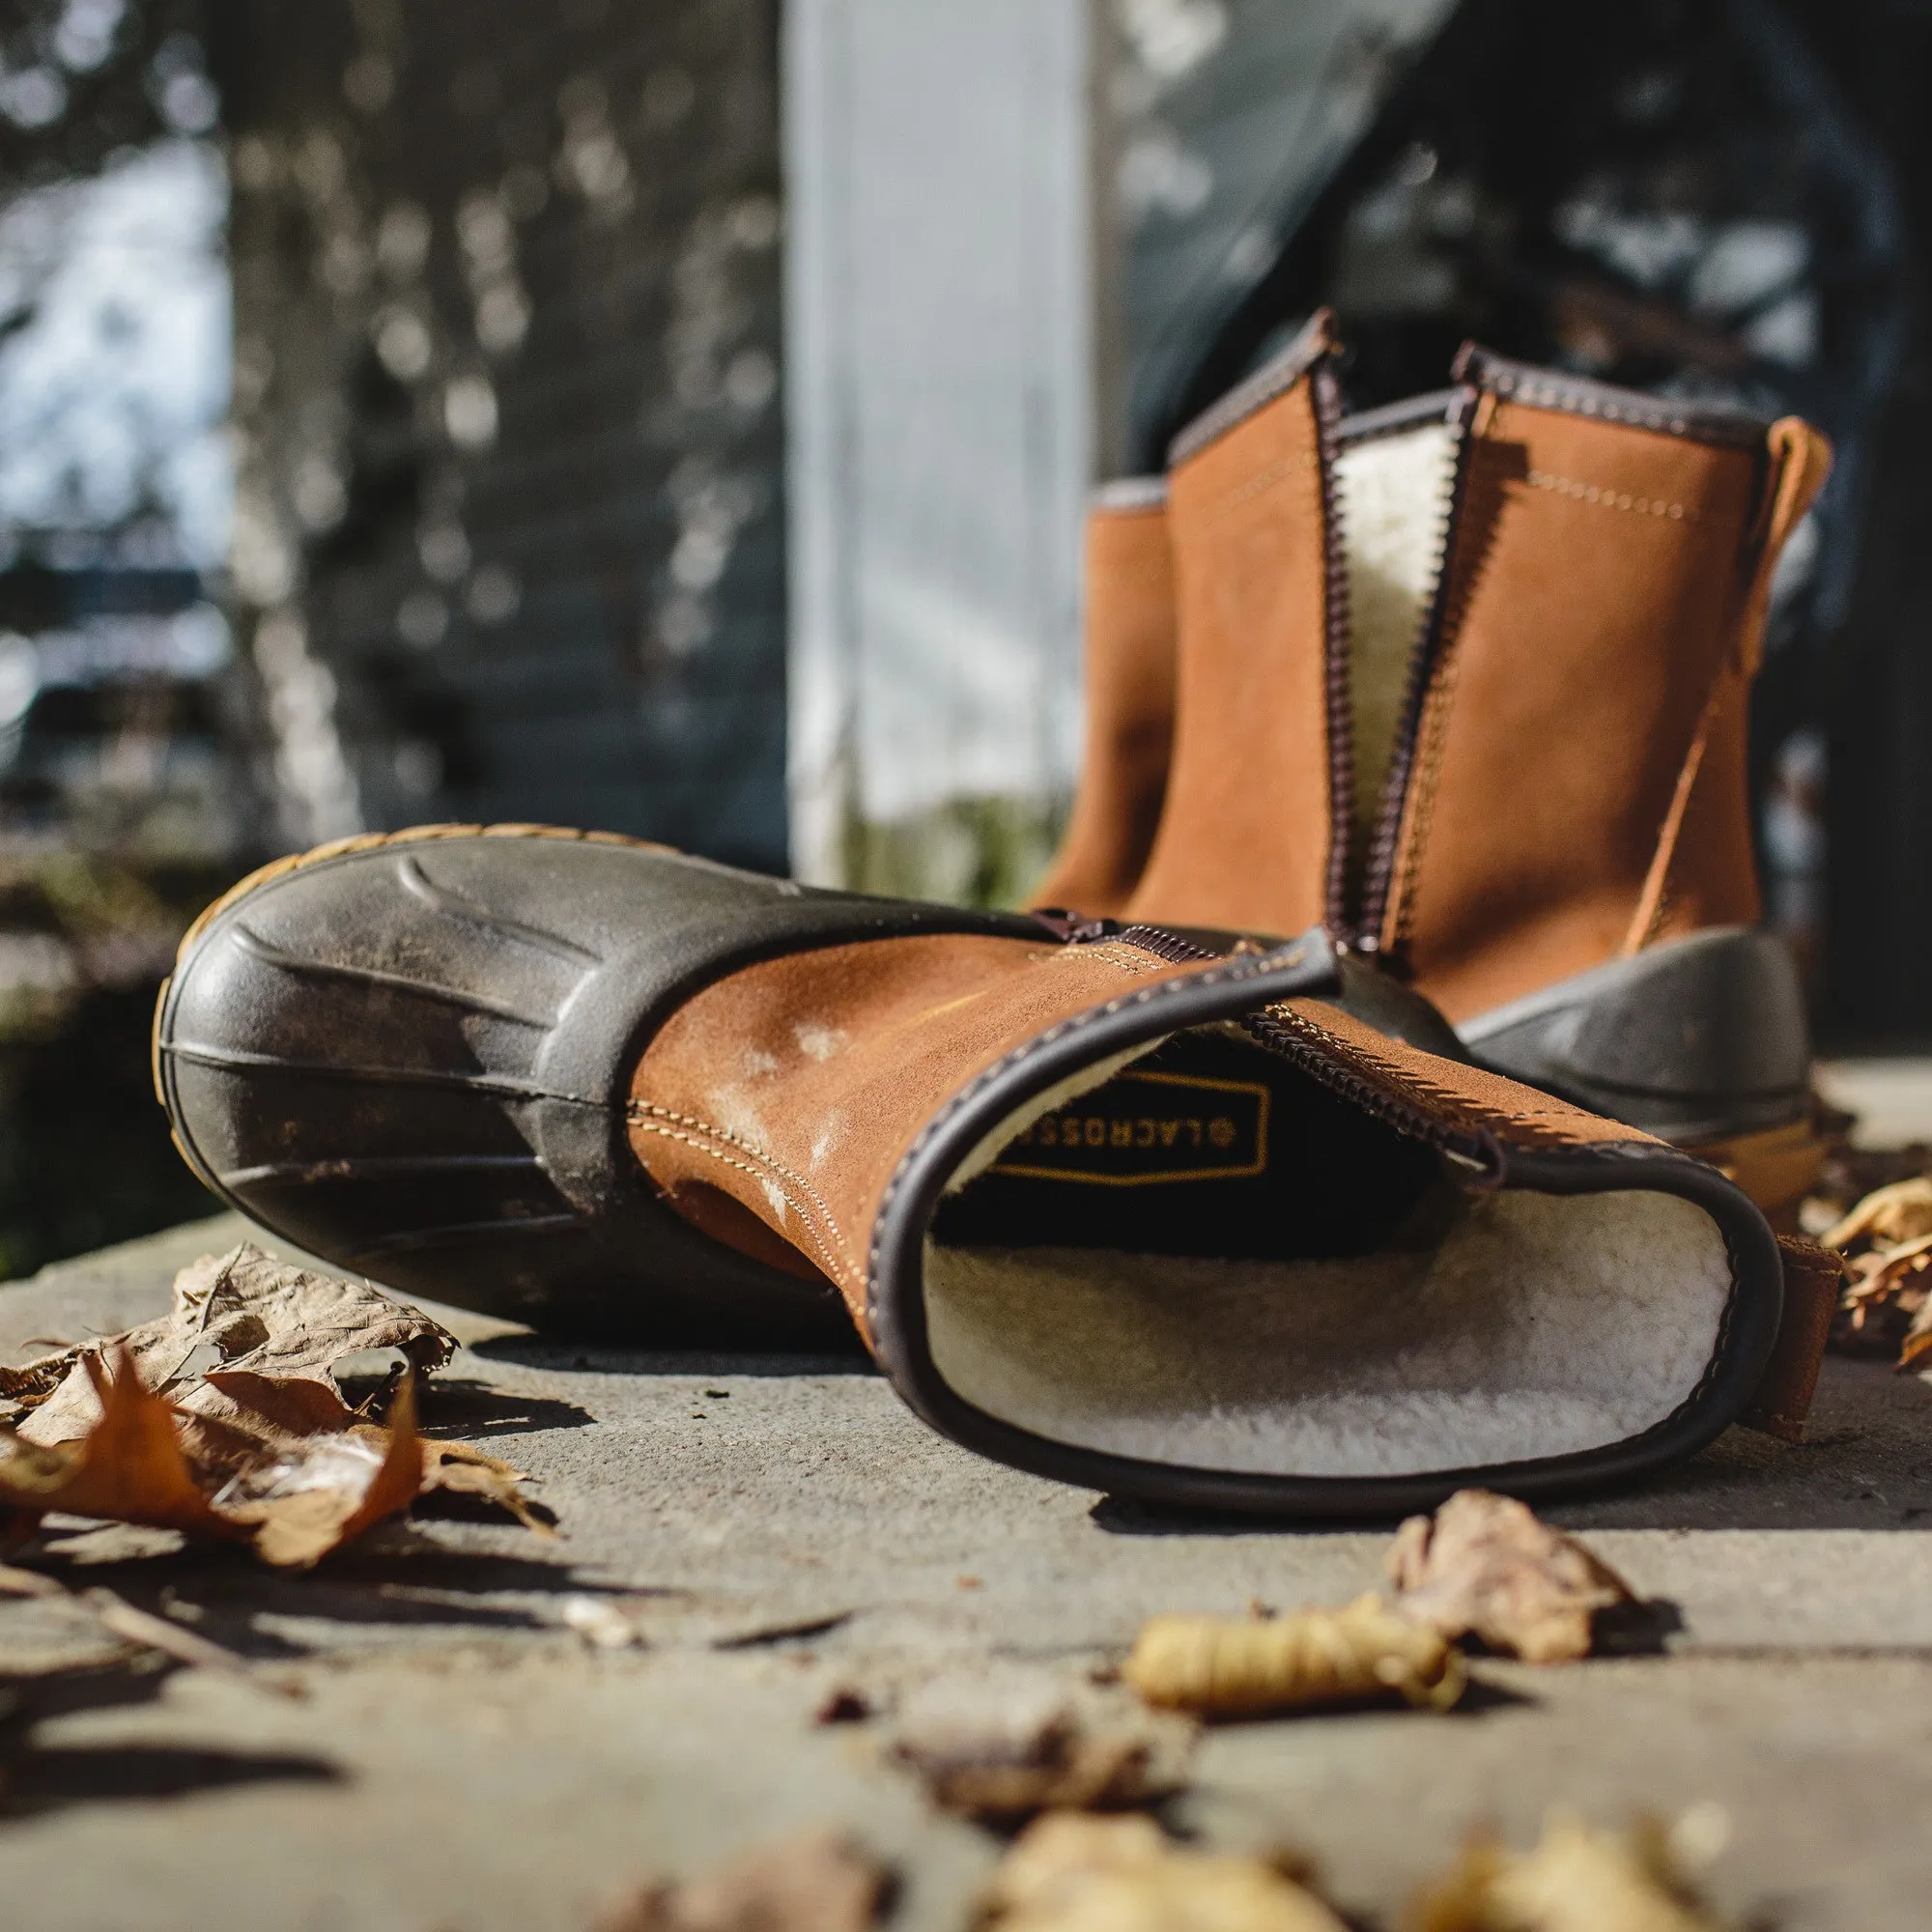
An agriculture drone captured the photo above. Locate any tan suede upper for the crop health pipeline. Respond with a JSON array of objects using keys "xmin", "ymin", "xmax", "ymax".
[
  {"xmin": 1377, "ymin": 394, "xmax": 1831, "ymax": 1020},
  {"xmin": 1031, "ymin": 494, "xmax": 1177, "ymax": 919},
  {"xmin": 1124, "ymin": 346, "xmax": 1335, "ymax": 935}
]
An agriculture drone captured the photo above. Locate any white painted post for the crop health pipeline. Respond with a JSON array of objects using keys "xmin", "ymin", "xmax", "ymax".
[{"xmin": 783, "ymin": 0, "xmax": 1094, "ymax": 901}]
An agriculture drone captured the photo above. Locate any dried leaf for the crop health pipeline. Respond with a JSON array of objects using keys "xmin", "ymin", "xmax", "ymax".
[
  {"xmin": 1818, "ymin": 1176, "xmax": 1932, "ymax": 1252},
  {"xmin": 977, "ymin": 1812, "xmax": 1348, "ymax": 1932},
  {"xmin": 10, "ymin": 1244, "xmax": 455, "ymax": 1444},
  {"xmin": 213, "ymin": 1374, "xmax": 428, "ymax": 1569},
  {"xmin": 1410, "ymin": 1810, "xmax": 1726, "ymax": 1931},
  {"xmin": 420, "ymin": 1439, "xmax": 554, "ymax": 1533},
  {"xmin": 890, "ymin": 1667, "xmax": 1190, "ymax": 1825},
  {"xmin": 1387, "ymin": 1490, "xmax": 1638, "ymax": 1663},
  {"xmin": 1122, "ymin": 1595, "xmax": 1463, "ymax": 1718},
  {"xmin": 0, "ymin": 1348, "xmax": 232, "ymax": 1542},
  {"xmin": 595, "ymin": 1828, "xmax": 892, "ymax": 1932},
  {"xmin": 0, "ymin": 1248, "xmax": 542, "ymax": 1566}
]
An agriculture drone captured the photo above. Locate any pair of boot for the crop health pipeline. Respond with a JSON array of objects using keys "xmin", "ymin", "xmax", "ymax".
[
  {"xmin": 155, "ymin": 324, "xmax": 1837, "ymax": 1515},
  {"xmin": 1040, "ymin": 313, "xmax": 1832, "ymax": 1210}
]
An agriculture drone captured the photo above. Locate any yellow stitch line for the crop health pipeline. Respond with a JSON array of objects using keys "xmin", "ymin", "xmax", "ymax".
[
  {"xmin": 628, "ymin": 1120, "xmax": 851, "ymax": 1285},
  {"xmin": 1196, "ymin": 448, "xmax": 1317, "ymax": 526},
  {"xmin": 1521, "ymin": 469, "xmax": 1699, "ymax": 522},
  {"xmin": 627, "ymin": 1099, "xmax": 852, "ymax": 1261},
  {"xmin": 1063, "ymin": 944, "xmax": 1164, "ymax": 980},
  {"xmin": 175, "ymin": 821, "xmax": 681, "ymax": 961},
  {"xmin": 1269, "ymin": 1008, "xmax": 1584, "ymax": 1149}
]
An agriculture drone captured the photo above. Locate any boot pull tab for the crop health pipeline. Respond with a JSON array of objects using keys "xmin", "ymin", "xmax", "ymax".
[{"xmin": 1736, "ymin": 416, "xmax": 1833, "ymax": 677}]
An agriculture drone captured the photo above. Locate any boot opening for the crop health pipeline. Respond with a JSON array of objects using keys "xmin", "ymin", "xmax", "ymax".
[{"xmin": 923, "ymin": 1026, "xmax": 1732, "ymax": 1479}]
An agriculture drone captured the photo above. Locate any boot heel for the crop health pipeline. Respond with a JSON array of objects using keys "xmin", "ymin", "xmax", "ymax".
[{"xmin": 1457, "ymin": 926, "xmax": 1811, "ymax": 1154}]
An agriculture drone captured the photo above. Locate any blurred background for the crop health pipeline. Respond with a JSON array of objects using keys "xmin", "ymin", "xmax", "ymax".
[{"xmin": 0, "ymin": 0, "xmax": 1922, "ymax": 1271}]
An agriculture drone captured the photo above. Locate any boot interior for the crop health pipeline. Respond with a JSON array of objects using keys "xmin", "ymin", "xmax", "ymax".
[
  {"xmin": 923, "ymin": 1027, "xmax": 1732, "ymax": 1479},
  {"xmin": 1334, "ymin": 415, "xmax": 1460, "ymax": 862}
]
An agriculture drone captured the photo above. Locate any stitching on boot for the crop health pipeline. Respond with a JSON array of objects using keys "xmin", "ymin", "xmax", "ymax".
[
  {"xmin": 1262, "ymin": 1005, "xmax": 1622, "ymax": 1152},
  {"xmin": 627, "ymin": 1110, "xmax": 854, "ymax": 1287},
  {"xmin": 627, "ymin": 1097, "xmax": 856, "ymax": 1269},
  {"xmin": 177, "ymin": 822, "xmax": 678, "ymax": 961},
  {"xmin": 1522, "ymin": 470, "xmax": 1706, "ymax": 522},
  {"xmin": 1194, "ymin": 447, "xmax": 1317, "ymax": 526}
]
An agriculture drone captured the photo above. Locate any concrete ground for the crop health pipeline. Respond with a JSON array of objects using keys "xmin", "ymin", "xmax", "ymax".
[{"xmin": 3, "ymin": 1160, "xmax": 1932, "ymax": 1930}]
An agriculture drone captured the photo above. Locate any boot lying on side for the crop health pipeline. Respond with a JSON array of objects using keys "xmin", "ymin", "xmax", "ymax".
[
  {"xmin": 156, "ymin": 824, "xmax": 1819, "ymax": 1514},
  {"xmin": 1045, "ymin": 320, "xmax": 1832, "ymax": 1213}
]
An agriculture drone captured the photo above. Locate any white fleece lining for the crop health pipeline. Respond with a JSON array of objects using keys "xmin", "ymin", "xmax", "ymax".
[
  {"xmin": 1334, "ymin": 422, "xmax": 1459, "ymax": 852},
  {"xmin": 923, "ymin": 1185, "xmax": 1732, "ymax": 1479}
]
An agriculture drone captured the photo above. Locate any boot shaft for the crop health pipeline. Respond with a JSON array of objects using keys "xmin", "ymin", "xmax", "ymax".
[
  {"xmin": 1111, "ymin": 334, "xmax": 1829, "ymax": 1024},
  {"xmin": 1370, "ymin": 352, "xmax": 1832, "ymax": 1019},
  {"xmin": 1030, "ymin": 479, "xmax": 1175, "ymax": 920},
  {"xmin": 1124, "ymin": 311, "xmax": 1344, "ymax": 936}
]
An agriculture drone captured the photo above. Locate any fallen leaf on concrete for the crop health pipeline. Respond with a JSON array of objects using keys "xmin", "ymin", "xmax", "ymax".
[
  {"xmin": 0, "ymin": 1335, "xmax": 538, "ymax": 1568},
  {"xmin": 1122, "ymin": 1595, "xmax": 1463, "ymax": 1718},
  {"xmin": 0, "ymin": 1248, "xmax": 542, "ymax": 1564},
  {"xmin": 1, "ymin": 1243, "xmax": 456, "ymax": 1443},
  {"xmin": 977, "ymin": 1811, "xmax": 1348, "ymax": 1932},
  {"xmin": 0, "ymin": 1349, "xmax": 420, "ymax": 1566},
  {"xmin": 1819, "ymin": 1176, "xmax": 1932, "ymax": 1251},
  {"xmin": 1808, "ymin": 1176, "xmax": 1932, "ymax": 1362},
  {"xmin": 1387, "ymin": 1490, "xmax": 1639, "ymax": 1663},
  {"xmin": 594, "ymin": 1827, "xmax": 893, "ymax": 1932},
  {"xmin": 1409, "ymin": 1809, "xmax": 1726, "ymax": 1931},
  {"xmin": 890, "ymin": 1666, "xmax": 1191, "ymax": 1825}
]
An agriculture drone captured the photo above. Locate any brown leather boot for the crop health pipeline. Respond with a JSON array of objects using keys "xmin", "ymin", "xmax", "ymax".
[
  {"xmin": 1029, "ymin": 480, "xmax": 1175, "ymax": 921},
  {"xmin": 1086, "ymin": 340, "xmax": 1828, "ymax": 1209},
  {"xmin": 1369, "ymin": 352, "xmax": 1833, "ymax": 1210},
  {"xmin": 1121, "ymin": 311, "xmax": 1344, "ymax": 935},
  {"xmin": 1365, "ymin": 349, "xmax": 1832, "ymax": 1019},
  {"xmin": 155, "ymin": 828, "xmax": 1828, "ymax": 1513}
]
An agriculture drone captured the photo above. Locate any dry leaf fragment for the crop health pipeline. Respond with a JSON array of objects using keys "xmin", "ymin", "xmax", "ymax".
[
  {"xmin": 7, "ymin": 1243, "xmax": 456, "ymax": 1444},
  {"xmin": 0, "ymin": 1348, "xmax": 231, "ymax": 1542},
  {"xmin": 0, "ymin": 1347, "xmax": 535, "ymax": 1568},
  {"xmin": 594, "ymin": 1827, "xmax": 892, "ymax": 1932},
  {"xmin": 1410, "ymin": 1810, "xmax": 1726, "ymax": 1932},
  {"xmin": 0, "ymin": 1248, "xmax": 544, "ymax": 1566},
  {"xmin": 1122, "ymin": 1595, "xmax": 1463, "ymax": 1718},
  {"xmin": 977, "ymin": 1812, "xmax": 1348, "ymax": 1932},
  {"xmin": 1819, "ymin": 1176, "xmax": 1932, "ymax": 1252},
  {"xmin": 1387, "ymin": 1490, "xmax": 1639, "ymax": 1663},
  {"xmin": 890, "ymin": 1668, "xmax": 1190, "ymax": 1825}
]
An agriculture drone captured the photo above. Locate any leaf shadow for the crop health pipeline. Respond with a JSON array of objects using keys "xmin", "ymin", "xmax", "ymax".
[{"xmin": 0, "ymin": 1655, "xmax": 344, "ymax": 1819}]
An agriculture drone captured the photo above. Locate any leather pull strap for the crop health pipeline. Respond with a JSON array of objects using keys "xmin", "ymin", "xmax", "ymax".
[
  {"xmin": 1741, "ymin": 1234, "xmax": 1843, "ymax": 1442},
  {"xmin": 1736, "ymin": 417, "xmax": 1833, "ymax": 677}
]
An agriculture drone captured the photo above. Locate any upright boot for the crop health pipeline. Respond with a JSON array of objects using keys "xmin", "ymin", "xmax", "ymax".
[
  {"xmin": 1030, "ymin": 479, "xmax": 1176, "ymax": 920},
  {"xmin": 1116, "ymin": 339, "xmax": 1830, "ymax": 1207},
  {"xmin": 1122, "ymin": 312, "xmax": 1343, "ymax": 935},
  {"xmin": 155, "ymin": 825, "xmax": 1811, "ymax": 1513},
  {"xmin": 1366, "ymin": 351, "xmax": 1832, "ymax": 1205}
]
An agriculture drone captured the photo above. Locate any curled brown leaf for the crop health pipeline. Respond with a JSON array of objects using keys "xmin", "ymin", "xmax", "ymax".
[
  {"xmin": 1388, "ymin": 1489, "xmax": 1639, "ymax": 1663},
  {"xmin": 1409, "ymin": 1810, "xmax": 1727, "ymax": 1931},
  {"xmin": 594, "ymin": 1828, "xmax": 892, "ymax": 1932},
  {"xmin": 978, "ymin": 1812, "xmax": 1348, "ymax": 1932},
  {"xmin": 1122, "ymin": 1595, "xmax": 1463, "ymax": 1718},
  {"xmin": 889, "ymin": 1667, "xmax": 1190, "ymax": 1825}
]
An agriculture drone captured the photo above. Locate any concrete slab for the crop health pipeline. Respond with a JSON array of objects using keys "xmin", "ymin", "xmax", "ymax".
[{"xmin": 1, "ymin": 1213, "xmax": 1929, "ymax": 1929}]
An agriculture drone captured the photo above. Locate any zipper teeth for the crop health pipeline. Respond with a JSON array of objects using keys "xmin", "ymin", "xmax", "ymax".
[
  {"xmin": 1238, "ymin": 1009, "xmax": 1500, "ymax": 1174},
  {"xmin": 1357, "ymin": 384, "xmax": 1480, "ymax": 953},
  {"xmin": 1311, "ymin": 356, "xmax": 1355, "ymax": 946},
  {"xmin": 1112, "ymin": 923, "xmax": 1217, "ymax": 963},
  {"xmin": 1111, "ymin": 925, "xmax": 1501, "ymax": 1176}
]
